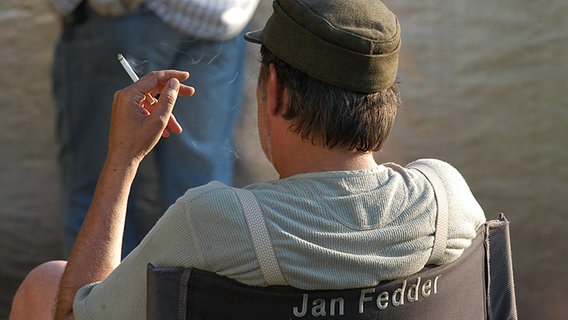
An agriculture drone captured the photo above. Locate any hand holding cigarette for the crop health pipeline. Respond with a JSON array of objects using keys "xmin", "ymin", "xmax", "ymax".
[
  {"xmin": 108, "ymin": 69, "xmax": 195, "ymax": 163},
  {"xmin": 117, "ymin": 54, "xmax": 187, "ymax": 137}
]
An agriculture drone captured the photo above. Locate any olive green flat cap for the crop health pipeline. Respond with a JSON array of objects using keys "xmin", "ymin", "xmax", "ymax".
[{"xmin": 245, "ymin": 0, "xmax": 401, "ymax": 93}]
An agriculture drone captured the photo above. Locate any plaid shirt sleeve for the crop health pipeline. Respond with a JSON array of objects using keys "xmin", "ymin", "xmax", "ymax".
[{"xmin": 145, "ymin": 0, "xmax": 261, "ymax": 40}]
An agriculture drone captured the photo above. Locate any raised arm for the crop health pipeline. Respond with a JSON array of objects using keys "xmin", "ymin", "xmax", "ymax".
[{"xmin": 54, "ymin": 70, "xmax": 195, "ymax": 319}]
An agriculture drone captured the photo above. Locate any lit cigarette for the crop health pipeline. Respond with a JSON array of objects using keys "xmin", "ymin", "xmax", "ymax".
[{"xmin": 117, "ymin": 53, "xmax": 156, "ymax": 105}]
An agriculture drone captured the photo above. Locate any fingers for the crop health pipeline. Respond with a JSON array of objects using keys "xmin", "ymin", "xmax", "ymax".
[
  {"xmin": 178, "ymin": 84, "xmax": 196, "ymax": 97},
  {"xmin": 133, "ymin": 70, "xmax": 194, "ymax": 135},
  {"xmin": 121, "ymin": 70, "xmax": 195, "ymax": 139},
  {"xmin": 136, "ymin": 70, "xmax": 190, "ymax": 95},
  {"xmin": 152, "ymin": 78, "xmax": 182, "ymax": 135},
  {"xmin": 160, "ymin": 113, "xmax": 182, "ymax": 138},
  {"xmin": 166, "ymin": 113, "xmax": 182, "ymax": 135},
  {"xmin": 141, "ymin": 95, "xmax": 182, "ymax": 137},
  {"xmin": 131, "ymin": 70, "xmax": 195, "ymax": 105}
]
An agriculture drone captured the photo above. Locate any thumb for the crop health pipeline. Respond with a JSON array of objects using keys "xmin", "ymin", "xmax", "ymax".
[{"xmin": 154, "ymin": 78, "xmax": 181, "ymax": 129}]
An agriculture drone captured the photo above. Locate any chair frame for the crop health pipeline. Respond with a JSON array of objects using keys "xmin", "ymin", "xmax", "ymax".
[{"xmin": 147, "ymin": 214, "xmax": 517, "ymax": 320}]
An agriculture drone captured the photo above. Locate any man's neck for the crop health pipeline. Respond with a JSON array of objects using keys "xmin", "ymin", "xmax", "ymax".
[
  {"xmin": 265, "ymin": 104, "xmax": 379, "ymax": 179},
  {"xmin": 273, "ymin": 141, "xmax": 378, "ymax": 179}
]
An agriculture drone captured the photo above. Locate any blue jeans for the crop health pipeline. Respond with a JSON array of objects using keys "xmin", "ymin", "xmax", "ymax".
[{"xmin": 53, "ymin": 4, "xmax": 246, "ymax": 256}]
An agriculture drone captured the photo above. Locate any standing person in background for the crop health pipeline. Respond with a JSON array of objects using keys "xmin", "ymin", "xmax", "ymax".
[{"xmin": 48, "ymin": 0, "xmax": 260, "ymax": 256}]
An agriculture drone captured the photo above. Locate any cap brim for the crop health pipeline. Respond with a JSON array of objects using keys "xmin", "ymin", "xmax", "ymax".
[{"xmin": 244, "ymin": 29, "xmax": 263, "ymax": 44}]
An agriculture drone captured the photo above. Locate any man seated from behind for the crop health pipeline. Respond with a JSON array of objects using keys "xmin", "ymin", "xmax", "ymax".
[{"xmin": 10, "ymin": 0, "xmax": 485, "ymax": 319}]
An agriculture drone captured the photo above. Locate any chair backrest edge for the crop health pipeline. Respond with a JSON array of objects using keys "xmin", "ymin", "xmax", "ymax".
[{"xmin": 486, "ymin": 213, "xmax": 518, "ymax": 320}]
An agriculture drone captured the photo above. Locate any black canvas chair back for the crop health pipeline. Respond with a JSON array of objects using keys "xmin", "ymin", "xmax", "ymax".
[{"xmin": 146, "ymin": 214, "xmax": 517, "ymax": 320}]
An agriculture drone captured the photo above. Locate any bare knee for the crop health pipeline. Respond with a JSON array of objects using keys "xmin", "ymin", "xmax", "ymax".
[{"xmin": 10, "ymin": 260, "xmax": 67, "ymax": 320}]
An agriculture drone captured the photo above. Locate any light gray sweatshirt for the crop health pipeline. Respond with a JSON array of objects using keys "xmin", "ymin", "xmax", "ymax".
[{"xmin": 74, "ymin": 159, "xmax": 485, "ymax": 319}]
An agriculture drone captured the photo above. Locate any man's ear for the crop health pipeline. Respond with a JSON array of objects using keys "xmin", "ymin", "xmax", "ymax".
[{"xmin": 266, "ymin": 63, "xmax": 284, "ymax": 116}]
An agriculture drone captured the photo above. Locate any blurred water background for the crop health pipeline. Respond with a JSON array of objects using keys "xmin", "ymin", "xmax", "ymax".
[{"xmin": 1, "ymin": 0, "xmax": 566, "ymax": 318}]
